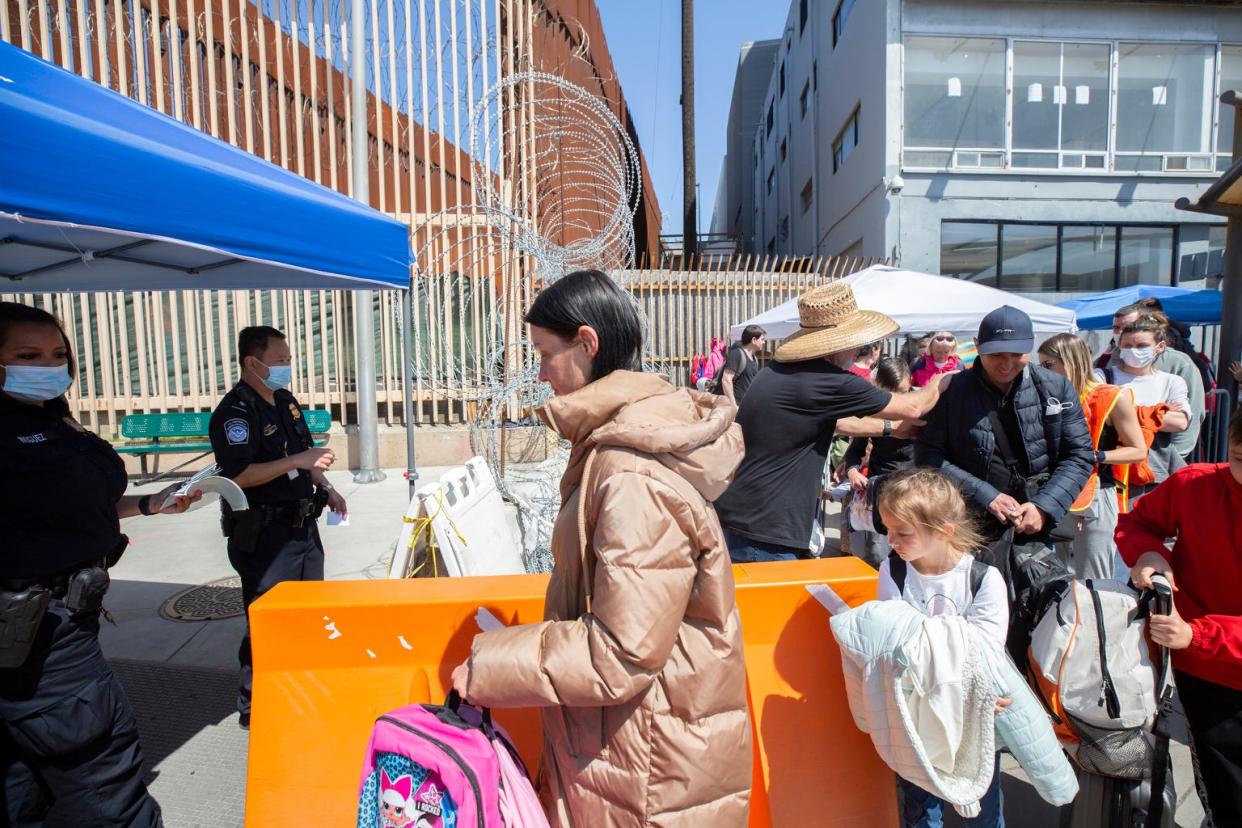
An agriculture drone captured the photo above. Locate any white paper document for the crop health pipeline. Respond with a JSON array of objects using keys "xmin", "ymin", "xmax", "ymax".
[
  {"xmin": 475, "ymin": 607, "xmax": 505, "ymax": 633},
  {"xmin": 805, "ymin": 583, "xmax": 851, "ymax": 616}
]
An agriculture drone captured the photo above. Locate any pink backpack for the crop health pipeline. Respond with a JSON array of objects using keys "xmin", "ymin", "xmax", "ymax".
[{"xmin": 357, "ymin": 694, "xmax": 547, "ymax": 828}]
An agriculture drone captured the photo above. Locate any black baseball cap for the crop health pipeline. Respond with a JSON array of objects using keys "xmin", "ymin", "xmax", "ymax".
[{"xmin": 977, "ymin": 305, "xmax": 1034, "ymax": 355}]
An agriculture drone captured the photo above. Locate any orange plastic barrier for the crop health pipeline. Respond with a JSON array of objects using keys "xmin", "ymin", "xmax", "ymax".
[{"xmin": 245, "ymin": 557, "xmax": 895, "ymax": 826}]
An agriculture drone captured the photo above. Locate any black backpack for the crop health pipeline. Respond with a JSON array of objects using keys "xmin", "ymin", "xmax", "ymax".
[
  {"xmin": 988, "ymin": 527, "xmax": 1073, "ymax": 667},
  {"xmin": 887, "ymin": 552, "xmax": 990, "ymax": 606}
]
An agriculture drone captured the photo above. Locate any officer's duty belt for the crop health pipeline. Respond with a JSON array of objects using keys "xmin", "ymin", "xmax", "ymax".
[{"xmin": 253, "ymin": 499, "xmax": 316, "ymax": 527}]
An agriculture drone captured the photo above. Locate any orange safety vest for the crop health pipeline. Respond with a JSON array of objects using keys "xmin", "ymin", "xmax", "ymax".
[{"xmin": 1070, "ymin": 384, "xmax": 1128, "ymax": 512}]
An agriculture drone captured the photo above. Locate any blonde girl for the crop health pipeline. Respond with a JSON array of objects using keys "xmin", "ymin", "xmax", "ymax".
[{"xmin": 875, "ymin": 469, "xmax": 1009, "ymax": 828}]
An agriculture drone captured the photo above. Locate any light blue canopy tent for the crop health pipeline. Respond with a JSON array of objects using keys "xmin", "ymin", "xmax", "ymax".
[
  {"xmin": 1056, "ymin": 285, "xmax": 1222, "ymax": 330},
  {"xmin": 0, "ymin": 40, "xmax": 410, "ymax": 291}
]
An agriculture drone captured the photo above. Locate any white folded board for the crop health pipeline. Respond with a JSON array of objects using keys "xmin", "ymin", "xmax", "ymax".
[{"xmin": 389, "ymin": 458, "xmax": 526, "ymax": 578}]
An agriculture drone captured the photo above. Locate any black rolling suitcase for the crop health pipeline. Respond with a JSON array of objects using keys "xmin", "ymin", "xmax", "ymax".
[
  {"xmin": 1062, "ymin": 574, "xmax": 1178, "ymax": 828},
  {"xmin": 1063, "ymin": 759, "xmax": 1177, "ymax": 828}
]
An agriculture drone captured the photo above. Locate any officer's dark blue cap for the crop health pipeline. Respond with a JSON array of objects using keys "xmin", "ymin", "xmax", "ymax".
[{"xmin": 977, "ymin": 305, "xmax": 1034, "ymax": 355}]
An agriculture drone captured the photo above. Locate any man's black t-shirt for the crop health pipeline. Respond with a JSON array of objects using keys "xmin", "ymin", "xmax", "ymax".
[
  {"xmin": 209, "ymin": 383, "xmax": 315, "ymax": 506},
  {"xmin": 715, "ymin": 343, "xmax": 759, "ymax": 402},
  {"xmin": 714, "ymin": 359, "xmax": 892, "ymax": 550}
]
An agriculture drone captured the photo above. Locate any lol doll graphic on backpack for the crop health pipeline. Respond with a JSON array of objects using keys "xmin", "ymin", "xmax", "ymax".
[
  {"xmin": 362, "ymin": 757, "xmax": 459, "ymax": 828},
  {"xmin": 358, "ymin": 692, "xmax": 548, "ymax": 828}
]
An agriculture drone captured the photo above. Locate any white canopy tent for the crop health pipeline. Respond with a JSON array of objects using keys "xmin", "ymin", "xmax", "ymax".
[{"xmin": 729, "ymin": 265, "xmax": 1078, "ymax": 341}]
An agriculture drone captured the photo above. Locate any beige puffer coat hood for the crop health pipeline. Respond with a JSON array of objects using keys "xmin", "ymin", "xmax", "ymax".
[{"xmin": 467, "ymin": 370, "xmax": 752, "ymax": 827}]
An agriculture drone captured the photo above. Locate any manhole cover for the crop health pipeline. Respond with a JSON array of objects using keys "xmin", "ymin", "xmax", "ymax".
[{"xmin": 158, "ymin": 576, "xmax": 245, "ymax": 621}]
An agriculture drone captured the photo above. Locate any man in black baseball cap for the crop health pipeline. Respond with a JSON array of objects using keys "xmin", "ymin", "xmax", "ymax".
[{"xmin": 916, "ymin": 304, "xmax": 1093, "ymax": 547}]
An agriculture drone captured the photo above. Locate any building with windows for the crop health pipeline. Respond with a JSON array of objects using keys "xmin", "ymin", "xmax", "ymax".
[
  {"xmin": 711, "ymin": 39, "xmax": 780, "ymax": 251},
  {"xmin": 717, "ymin": 0, "xmax": 1241, "ymax": 295}
]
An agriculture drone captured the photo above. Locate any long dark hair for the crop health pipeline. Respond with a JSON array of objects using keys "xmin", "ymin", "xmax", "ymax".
[
  {"xmin": 0, "ymin": 301, "xmax": 77, "ymax": 380},
  {"xmin": 524, "ymin": 270, "xmax": 642, "ymax": 382}
]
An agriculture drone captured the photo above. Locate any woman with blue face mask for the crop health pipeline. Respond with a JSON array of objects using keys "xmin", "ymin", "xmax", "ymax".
[{"xmin": 0, "ymin": 301, "xmax": 201, "ymax": 826}]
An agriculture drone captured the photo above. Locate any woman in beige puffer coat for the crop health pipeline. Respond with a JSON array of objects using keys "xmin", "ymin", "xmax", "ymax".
[{"xmin": 451, "ymin": 270, "xmax": 752, "ymax": 827}]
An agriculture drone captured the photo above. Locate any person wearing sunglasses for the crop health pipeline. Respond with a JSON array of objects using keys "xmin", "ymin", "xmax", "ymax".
[{"xmin": 911, "ymin": 331, "xmax": 964, "ymax": 388}]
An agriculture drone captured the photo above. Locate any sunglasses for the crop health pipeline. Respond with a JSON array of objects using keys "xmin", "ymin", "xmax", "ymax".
[{"xmin": 932, "ymin": 335, "xmax": 955, "ymax": 342}]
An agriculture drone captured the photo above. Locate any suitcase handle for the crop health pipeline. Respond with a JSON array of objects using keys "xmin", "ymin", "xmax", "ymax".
[{"xmin": 1150, "ymin": 572, "xmax": 1173, "ymax": 618}]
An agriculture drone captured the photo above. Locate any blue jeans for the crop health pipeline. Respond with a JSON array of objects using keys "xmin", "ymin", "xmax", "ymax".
[
  {"xmin": 898, "ymin": 753, "xmax": 1004, "ymax": 828},
  {"xmin": 723, "ymin": 528, "xmax": 809, "ymax": 563}
]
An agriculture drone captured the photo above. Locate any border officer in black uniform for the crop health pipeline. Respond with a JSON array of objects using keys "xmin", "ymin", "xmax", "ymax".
[
  {"xmin": 1, "ymin": 302, "xmax": 200, "ymax": 826},
  {"xmin": 209, "ymin": 326, "xmax": 346, "ymax": 729}
]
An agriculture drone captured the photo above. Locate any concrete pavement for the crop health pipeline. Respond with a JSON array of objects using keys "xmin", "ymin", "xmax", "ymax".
[{"xmin": 99, "ymin": 469, "xmax": 1205, "ymax": 827}]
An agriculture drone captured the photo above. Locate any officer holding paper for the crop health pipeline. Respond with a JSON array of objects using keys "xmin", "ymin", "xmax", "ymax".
[
  {"xmin": 208, "ymin": 325, "xmax": 346, "ymax": 729},
  {"xmin": 0, "ymin": 301, "xmax": 200, "ymax": 825}
]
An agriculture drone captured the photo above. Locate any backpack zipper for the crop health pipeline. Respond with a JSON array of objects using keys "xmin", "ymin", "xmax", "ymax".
[
  {"xmin": 378, "ymin": 715, "xmax": 485, "ymax": 828},
  {"xmin": 1088, "ymin": 587, "xmax": 1122, "ymax": 720}
]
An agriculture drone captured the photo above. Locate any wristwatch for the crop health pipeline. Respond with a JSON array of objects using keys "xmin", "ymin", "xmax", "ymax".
[
  {"xmin": 319, "ymin": 482, "xmax": 335, "ymax": 492},
  {"xmin": 138, "ymin": 494, "xmax": 155, "ymax": 516},
  {"xmin": 882, "ymin": 419, "xmax": 893, "ymax": 438},
  {"xmin": 1095, "ymin": 449, "xmax": 1108, "ymax": 466}
]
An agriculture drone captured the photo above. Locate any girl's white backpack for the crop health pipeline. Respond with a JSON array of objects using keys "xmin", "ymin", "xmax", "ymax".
[{"xmin": 1027, "ymin": 579, "xmax": 1159, "ymax": 779}]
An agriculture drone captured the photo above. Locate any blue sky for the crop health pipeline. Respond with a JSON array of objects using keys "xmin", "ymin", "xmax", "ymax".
[{"xmin": 597, "ymin": 0, "xmax": 789, "ymax": 237}]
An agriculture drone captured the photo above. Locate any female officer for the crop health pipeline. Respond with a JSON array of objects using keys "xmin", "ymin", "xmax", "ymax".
[{"xmin": 0, "ymin": 301, "xmax": 199, "ymax": 826}]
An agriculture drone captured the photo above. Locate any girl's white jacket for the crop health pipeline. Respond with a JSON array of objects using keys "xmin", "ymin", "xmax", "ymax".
[{"xmin": 828, "ymin": 599, "xmax": 1078, "ymax": 816}]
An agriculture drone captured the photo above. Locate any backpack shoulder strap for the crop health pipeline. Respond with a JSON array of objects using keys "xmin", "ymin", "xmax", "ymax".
[
  {"xmin": 969, "ymin": 558, "xmax": 989, "ymax": 601},
  {"xmin": 887, "ymin": 553, "xmax": 907, "ymax": 594},
  {"xmin": 1104, "ymin": 366, "xmax": 1115, "ymax": 385}
]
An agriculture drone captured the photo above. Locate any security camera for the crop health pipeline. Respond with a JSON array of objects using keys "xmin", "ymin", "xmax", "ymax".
[{"xmin": 888, "ymin": 174, "xmax": 905, "ymax": 193}]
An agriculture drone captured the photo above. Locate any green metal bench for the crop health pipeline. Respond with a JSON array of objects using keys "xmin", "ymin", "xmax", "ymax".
[{"xmin": 115, "ymin": 409, "xmax": 332, "ymax": 482}]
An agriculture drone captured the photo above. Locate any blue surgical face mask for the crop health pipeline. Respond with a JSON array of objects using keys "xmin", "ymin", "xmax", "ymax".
[
  {"xmin": 2, "ymin": 363, "xmax": 73, "ymax": 401},
  {"xmin": 256, "ymin": 361, "xmax": 293, "ymax": 391}
]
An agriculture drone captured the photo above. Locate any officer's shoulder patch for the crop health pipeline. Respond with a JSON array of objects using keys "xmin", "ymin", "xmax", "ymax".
[{"xmin": 224, "ymin": 418, "xmax": 250, "ymax": 445}]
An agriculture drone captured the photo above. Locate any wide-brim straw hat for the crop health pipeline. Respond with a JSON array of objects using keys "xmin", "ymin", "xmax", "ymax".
[{"xmin": 773, "ymin": 282, "xmax": 899, "ymax": 362}]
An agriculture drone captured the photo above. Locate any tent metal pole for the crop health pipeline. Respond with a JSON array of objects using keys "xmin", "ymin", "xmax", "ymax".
[
  {"xmin": 401, "ymin": 287, "xmax": 418, "ymax": 500},
  {"xmin": 351, "ymin": 0, "xmax": 384, "ymax": 483}
]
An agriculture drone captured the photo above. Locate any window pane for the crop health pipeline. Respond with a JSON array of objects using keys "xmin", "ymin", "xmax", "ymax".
[
  {"xmin": 941, "ymin": 222, "xmax": 998, "ymax": 286},
  {"xmin": 1001, "ymin": 224, "xmax": 1058, "ymax": 291},
  {"xmin": 1177, "ymin": 223, "xmax": 1227, "ymax": 288},
  {"xmin": 904, "ymin": 37, "xmax": 1006, "ymax": 149},
  {"xmin": 1117, "ymin": 43, "xmax": 1213, "ymax": 153},
  {"xmin": 904, "ymin": 149, "xmax": 951, "ymax": 168},
  {"xmin": 1218, "ymin": 46, "xmax": 1242, "ymax": 158},
  {"xmin": 1012, "ymin": 151, "xmax": 1058, "ymax": 168},
  {"xmin": 1061, "ymin": 226, "xmax": 1117, "ymax": 291},
  {"xmin": 1013, "ymin": 41, "xmax": 1061, "ymax": 151},
  {"xmin": 1115, "ymin": 155, "xmax": 1163, "ymax": 172},
  {"xmin": 1119, "ymin": 227, "xmax": 1173, "ymax": 286},
  {"xmin": 1062, "ymin": 43, "xmax": 1110, "ymax": 151}
]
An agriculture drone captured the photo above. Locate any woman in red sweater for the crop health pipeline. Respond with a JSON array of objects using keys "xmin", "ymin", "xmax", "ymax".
[{"xmin": 1116, "ymin": 406, "xmax": 1242, "ymax": 826}]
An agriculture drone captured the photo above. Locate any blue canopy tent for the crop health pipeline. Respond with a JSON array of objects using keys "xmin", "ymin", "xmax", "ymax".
[
  {"xmin": 0, "ymin": 40, "xmax": 410, "ymax": 291},
  {"xmin": 0, "ymin": 41, "xmax": 419, "ymax": 490},
  {"xmin": 1056, "ymin": 285, "xmax": 1222, "ymax": 330}
]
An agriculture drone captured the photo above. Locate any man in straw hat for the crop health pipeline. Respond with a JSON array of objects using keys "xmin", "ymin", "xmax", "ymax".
[{"xmin": 714, "ymin": 283, "xmax": 951, "ymax": 563}]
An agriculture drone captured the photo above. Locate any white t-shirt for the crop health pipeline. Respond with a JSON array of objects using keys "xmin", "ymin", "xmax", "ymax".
[
  {"xmin": 877, "ymin": 554, "xmax": 1009, "ymax": 661},
  {"xmin": 1092, "ymin": 367, "xmax": 1188, "ymax": 410}
]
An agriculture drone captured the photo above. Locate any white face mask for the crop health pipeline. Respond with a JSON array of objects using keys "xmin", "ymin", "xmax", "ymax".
[{"xmin": 1120, "ymin": 347, "xmax": 1155, "ymax": 369}]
